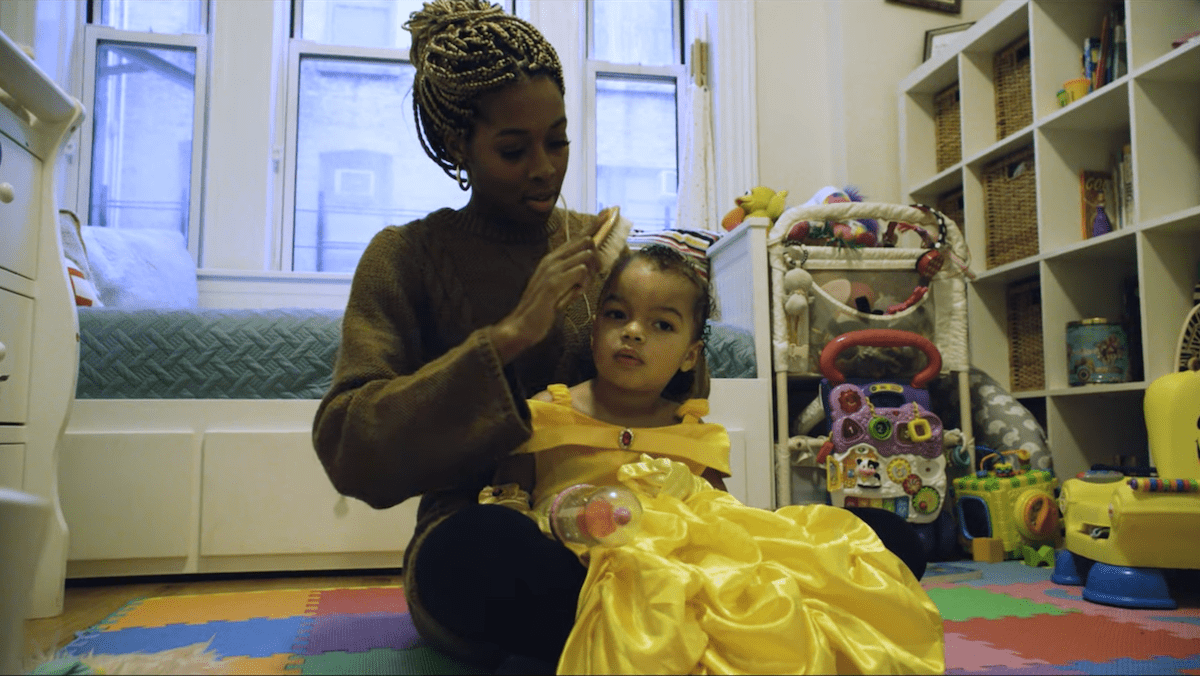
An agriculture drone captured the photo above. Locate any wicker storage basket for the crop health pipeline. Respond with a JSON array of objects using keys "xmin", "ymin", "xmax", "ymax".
[
  {"xmin": 994, "ymin": 35, "xmax": 1032, "ymax": 140},
  {"xmin": 937, "ymin": 187, "xmax": 965, "ymax": 233},
  {"xmin": 1006, "ymin": 277, "xmax": 1044, "ymax": 391},
  {"xmin": 983, "ymin": 146, "xmax": 1037, "ymax": 268},
  {"xmin": 934, "ymin": 83, "xmax": 962, "ymax": 171}
]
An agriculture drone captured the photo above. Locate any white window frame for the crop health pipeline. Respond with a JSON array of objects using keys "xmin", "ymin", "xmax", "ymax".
[
  {"xmin": 57, "ymin": 0, "xmax": 755, "ymax": 289},
  {"xmin": 277, "ymin": 37, "xmax": 415, "ymax": 273},
  {"xmin": 74, "ymin": 17, "xmax": 209, "ymax": 259},
  {"xmin": 582, "ymin": 0, "xmax": 685, "ymax": 217}
]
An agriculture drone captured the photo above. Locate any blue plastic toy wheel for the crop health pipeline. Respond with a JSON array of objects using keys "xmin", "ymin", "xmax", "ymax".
[{"xmin": 1082, "ymin": 563, "xmax": 1177, "ymax": 610}]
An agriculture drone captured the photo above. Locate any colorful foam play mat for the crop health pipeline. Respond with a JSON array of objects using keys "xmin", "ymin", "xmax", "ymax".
[{"xmin": 32, "ymin": 560, "xmax": 1200, "ymax": 675}]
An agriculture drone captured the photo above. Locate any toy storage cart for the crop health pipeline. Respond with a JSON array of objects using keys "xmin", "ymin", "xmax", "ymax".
[{"xmin": 764, "ymin": 202, "xmax": 975, "ymax": 507}]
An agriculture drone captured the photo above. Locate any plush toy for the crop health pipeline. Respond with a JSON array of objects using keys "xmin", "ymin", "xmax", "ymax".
[
  {"xmin": 785, "ymin": 186, "xmax": 880, "ymax": 247},
  {"xmin": 721, "ymin": 186, "xmax": 789, "ymax": 231}
]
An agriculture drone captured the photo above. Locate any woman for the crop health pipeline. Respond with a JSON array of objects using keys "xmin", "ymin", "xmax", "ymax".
[{"xmin": 313, "ymin": 0, "xmax": 612, "ymax": 668}]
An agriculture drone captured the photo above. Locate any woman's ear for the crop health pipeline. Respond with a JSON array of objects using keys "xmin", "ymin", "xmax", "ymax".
[{"xmin": 445, "ymin": 133, "xmax": 467, "ymax": 167}]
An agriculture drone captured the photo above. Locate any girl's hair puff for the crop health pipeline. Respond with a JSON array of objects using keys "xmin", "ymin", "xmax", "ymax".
[{"xmin": 405, "ymin": 0, "xmax": 565, "ymax": 180}]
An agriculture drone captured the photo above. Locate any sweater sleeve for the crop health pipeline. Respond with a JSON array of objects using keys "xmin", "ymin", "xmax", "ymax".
[{"xmin": 312, "ymin": 225, "xmax": 532, "ymax": 510}]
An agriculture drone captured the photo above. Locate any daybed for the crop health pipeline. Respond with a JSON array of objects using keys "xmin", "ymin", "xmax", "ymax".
[{"xmin": 55, "ymin": 219, "xmax": 777, "ymax": 581}]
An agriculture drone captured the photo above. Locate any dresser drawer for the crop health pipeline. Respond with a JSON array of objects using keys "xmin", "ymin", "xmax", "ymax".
[
  {"xmin": 0, "ymin": 130, "xmax": 42, "ymax": 281},
  {"xmin": 0, "ymin": 289, "xmax": 33, "ymax": 424}
]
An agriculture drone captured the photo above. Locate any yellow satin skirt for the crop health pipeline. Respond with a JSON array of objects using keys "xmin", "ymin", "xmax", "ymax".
[{"xmin": 559, "ymin": 455, "xmax": 945, "ymax": 675}]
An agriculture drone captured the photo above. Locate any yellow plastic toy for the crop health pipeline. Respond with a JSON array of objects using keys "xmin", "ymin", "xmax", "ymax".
[
  {"xmin": 1052, "ymin": 365, "xmax": 1200, "ymax": 609},
  {"xmin": 953, "ymin": 456, "xmax": 1060, "ymax": 560}
]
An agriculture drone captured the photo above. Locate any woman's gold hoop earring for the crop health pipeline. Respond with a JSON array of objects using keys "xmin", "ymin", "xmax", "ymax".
[{"xmin": 455, "ymin": 164, "xmax": 471, "ymax": 191}]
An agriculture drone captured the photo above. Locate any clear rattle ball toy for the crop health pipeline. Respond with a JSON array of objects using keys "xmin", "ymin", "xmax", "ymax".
[{"xmin": 549, "ymin": 484, "xmax": 643, "ymax": 547}]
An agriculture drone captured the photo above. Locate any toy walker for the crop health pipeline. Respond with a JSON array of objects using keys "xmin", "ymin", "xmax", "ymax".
[
  {"xmin": 817, "ymin": 330, "xmax": 949, "ymax": 526},
  {"xmin": 1052, "ymin": 362, "xmax": 1200, "ymax": 609}
]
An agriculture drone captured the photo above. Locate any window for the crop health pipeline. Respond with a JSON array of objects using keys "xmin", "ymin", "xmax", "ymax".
[
  {"xmin": 69, "ymin": 0, "xmax": 697, "ymax": 275},
  {"xmin": 588, "ymin": 0, "xmax": 683, "ymax": 232},
  {"xmin": 283, "ymin": 0, "xmax": 472, "ymax": 273},
  {"xmin": 78, "ymin": 0, "xmax": 207, "ymax": 249}
]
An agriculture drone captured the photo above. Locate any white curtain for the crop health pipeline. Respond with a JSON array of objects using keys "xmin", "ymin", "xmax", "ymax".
[{"xmin": 676, "ymin": 77, "xmax": 717, "ymax": 232}]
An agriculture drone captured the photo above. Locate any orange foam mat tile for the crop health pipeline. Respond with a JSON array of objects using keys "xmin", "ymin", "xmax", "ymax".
[
  {"xmin": 220, "ymin": 653, "xmax": 297, "ymax": 675},
  {"xmin": 102, "ymin": 589, "xmax": 321, "ymax": 630}
]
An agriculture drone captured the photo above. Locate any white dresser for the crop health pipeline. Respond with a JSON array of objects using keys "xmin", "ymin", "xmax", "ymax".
[{"xmin": 0, "ymin": 30, "xmax": 85, "ymax": 619}]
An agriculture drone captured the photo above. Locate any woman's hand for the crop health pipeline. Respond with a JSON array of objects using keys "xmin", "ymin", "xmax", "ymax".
[{"xmin": 490, "ymin": 232, "xmax": 599, "ymax": 364}]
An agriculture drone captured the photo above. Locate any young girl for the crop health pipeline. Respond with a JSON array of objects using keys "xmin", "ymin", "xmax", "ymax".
[{"xmin": 487, "ymin": 245, "xmax": 946, "ymax": 675}]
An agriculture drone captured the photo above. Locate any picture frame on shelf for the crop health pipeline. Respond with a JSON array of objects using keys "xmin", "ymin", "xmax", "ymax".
[
  {"xmin": 924, "ymin": 22, "xmax": 975, "ymax": 61},
  {"xmin": 888, "ymin": 0, "xmax": 962, "ymax": 15}
]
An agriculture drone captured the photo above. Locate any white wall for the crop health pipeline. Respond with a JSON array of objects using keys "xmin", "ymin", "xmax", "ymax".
[{"xmin": 755, "ymin": 0, "xmax": 1003, "ymax": 206}]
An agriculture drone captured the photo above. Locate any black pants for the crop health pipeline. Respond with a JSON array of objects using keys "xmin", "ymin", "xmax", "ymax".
[
  {"xmin": 415, "ymin": 505, "xmax": 585, "ymax": 666},
  {"xmin": 415, "ymin": 503, "xmax": 926, "ymax": 665}
]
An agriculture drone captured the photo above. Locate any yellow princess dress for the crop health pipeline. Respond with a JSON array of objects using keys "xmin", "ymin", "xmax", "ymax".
[{"xmin": 501, "ymin": 384, "xmax": 945, "ymax": 675}]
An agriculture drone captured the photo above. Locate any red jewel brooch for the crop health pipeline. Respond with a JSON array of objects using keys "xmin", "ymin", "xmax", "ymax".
[{"xmin": 618, "ymin": 428, "xmax": 634, "ymax": 449}]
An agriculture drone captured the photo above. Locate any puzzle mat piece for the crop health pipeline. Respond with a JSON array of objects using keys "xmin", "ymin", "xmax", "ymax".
[
  {"xmin": 101, "ymin": 589, "xmax": 318, "ymax": 629},
  {"xmin": 948, "ymin": 665, "xmax": 1086, "ymax": 675},
  {"xmin": 948, "ymin": 612, "xmax": 1200, "ymax": 665},
  {"xmin": 288, "ymin": 647, "xmax": 489, "ymax": 676},
  {"xmin": 311, "ymin": 586, "xmax": 408, "ymax": 616},
  {"xmin": 1063, "ymin": 655, "xmax": 1200, "ymax": 675},
  {"xmin": 941, "ymin": 631, "xmax": 1062, "ymax": 674},
  {"xmin": 218, "ymin": 653, "xmax": 296, "ymax": 675},
  {"xmin": 295, "ymin": 612, "xmax": 421, "ymax": 655},
  {"xmin": 926, "ymin": 586, "xmax": 1071, "ymax": 622},
  {"xmin": 64, "ymin": 617, "xmax": 308, "ymax": 660},
  {"xmin": 953, "ymin": 560, "xmax": 1059, "ymax": 587},
  {"xmin": 1002, "ymin": 581, "xmax": 1200, "ymax": 640}
]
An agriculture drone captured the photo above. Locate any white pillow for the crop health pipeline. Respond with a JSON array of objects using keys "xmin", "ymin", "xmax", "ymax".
[
  {"xmin": 58, "ymin": 211, "xmax": 103, "ymax": 307},
  {"xmin": 80, "ymin": 226, "xmax": 199, "ymax": 309}
]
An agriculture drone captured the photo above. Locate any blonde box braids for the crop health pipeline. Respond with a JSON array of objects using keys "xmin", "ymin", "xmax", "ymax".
[{"xmin": 405, "ymin": 0, "xmax": 565, "ymax": 181}]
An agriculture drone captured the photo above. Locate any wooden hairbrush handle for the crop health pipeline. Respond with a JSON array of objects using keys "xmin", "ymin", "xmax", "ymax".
[{"xmin": 592, "ymin": 207, "xmax": 620, "ymax": 247}]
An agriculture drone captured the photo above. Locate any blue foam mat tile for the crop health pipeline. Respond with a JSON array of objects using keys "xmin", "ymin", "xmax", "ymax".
[
  {"xmin": 62, "ymin": 616, "xmax": 308, "ymax": 659},
  {"xmin": 947, "ymin": 665, "xmax": 1084, "ymax": 676},
  {"xmin": 1151, "ymin": 614, "xmax": 1200, "ymax": 628},
  {"xmin": 958, "ymin": 560, "xmax": 1058, "ymax": 587},
  {"xmin": 1063, "ymin": 655, "xmax": 1200, "ymax": 675}
]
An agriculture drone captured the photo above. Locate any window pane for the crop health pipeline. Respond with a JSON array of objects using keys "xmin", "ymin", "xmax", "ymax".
[
  {"xmin": 89, "ymin": 41, "xmax": 196, "ymax": 234},
  {"xmin": 301, "ymin": 0, "xmax": 426, "ymax": 50},
  {"xmin": 595, "ymin": 75, "xmax": 677, "ymax": 232},
  {"xmin": 98, "ymin": 0, "xmax": 203, "ymax": 34},
  {"xmin": 292, "ymin": 56, "xmax": 468, "ymax": 272},
  {"xmin": 591, "ymin": 0, "xmax": 676, "ymax": 66}
]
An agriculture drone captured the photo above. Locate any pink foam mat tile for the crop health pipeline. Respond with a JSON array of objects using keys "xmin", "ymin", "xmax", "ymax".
[
  {"xmin": 948, "ymin": 612, "xmax": 1200, "ymax": 666},
  {"xmin": 942, "ymin": 631, "xmax": 1068, "ymax": 675},
  {"xmin": 311, "ymin": 587, "xmax": 408, "ymax": 616}
]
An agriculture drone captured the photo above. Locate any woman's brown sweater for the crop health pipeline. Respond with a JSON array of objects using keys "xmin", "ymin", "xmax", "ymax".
[{"xmin": 312, "ymin": 206, "xmax": 600, "ymax": 564}]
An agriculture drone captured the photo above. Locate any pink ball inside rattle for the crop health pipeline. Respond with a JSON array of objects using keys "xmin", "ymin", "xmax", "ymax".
[{"xmin": 614, "ymin": 507, "xmax": 632, "ymax": 526}]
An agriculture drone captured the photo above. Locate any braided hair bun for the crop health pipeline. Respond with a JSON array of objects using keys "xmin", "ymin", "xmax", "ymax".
[{"xmin": 405, "ymin": 0, "xmax": 565, "ymax": 179}]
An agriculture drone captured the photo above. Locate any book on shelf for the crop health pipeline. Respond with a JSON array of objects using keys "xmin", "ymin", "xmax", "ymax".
[
  {"xmin": 1082, "ymin": 5, "xmax": 1127, "ymax": 91},
  {"xmin": 1120, "ymin": 143, "xmax": 1133, "ymax": 227},
  {"xmin": 1082, "ymin": 37, "xmax": 1101, "ymax": 91},
  {"xmin": 1081, "ymin": 169, "xmax": 1116, "ymax": 239},
  {"xmin": 1095, "ymin": 11, "xmax": 1110, "ymax": 90},
  {"xmin": 1112, "ymin": 153, "xmax": 1125, "ymax": 229}
]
